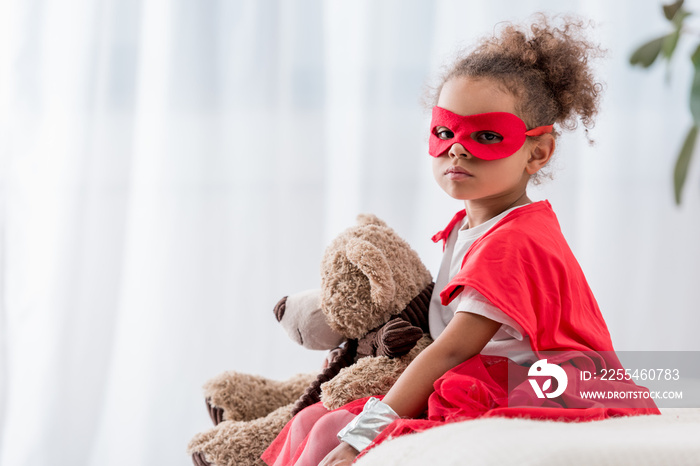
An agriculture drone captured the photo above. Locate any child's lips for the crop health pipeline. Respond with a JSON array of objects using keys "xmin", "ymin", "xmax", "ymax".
[{"xmin": 445, "ymin": 166, "xmax": 473, "ymax": 179}]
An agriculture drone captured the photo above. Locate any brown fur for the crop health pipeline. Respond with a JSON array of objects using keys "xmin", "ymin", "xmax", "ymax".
[
  {"xmin": 187, "ymin": 214, "xmax": 433, "ymax": 466},
  {"xmin": 320, "ymin": 336, "xmax": 432, "ymax": 410},
  {"xmin": 203, "ymin": 372, "xmax": 316, "ymax": 422},
  {"xmin": 321, "ymin": 215, "xmax": 432, "ymax": 339},
  {"xmin": 291, "ymin": 339, "xmax": 358, "ymax": 415},
  {"xmin": 189, "ymin": 404, "xmax": 294, "ymax": 466}
]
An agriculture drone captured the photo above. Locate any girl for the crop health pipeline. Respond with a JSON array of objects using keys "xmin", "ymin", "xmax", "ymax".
[{"xmin": 263, "ymin": 16, "xmax": 659, "ymax": 466}]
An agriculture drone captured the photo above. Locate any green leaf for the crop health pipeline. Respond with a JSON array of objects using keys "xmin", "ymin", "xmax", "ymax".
[
  {"xmin": 691, "ymin": 43, "xmax": 700, "ymax": 67},
  {"xmin": 690, "ymin": 58, "xmax": 700, "ymax": 122},
  {"xmin": 630, "ymin": 36, "xmax": 668, "ymax": 68},
  {"xmin": 664, "ymin": 0, "xmax": 684, "ymax": 21},
  {"xmin": 662, "ymin": 29, "xmax": 681, "ymax": 59},
  {"xmin": 672, "ymin": 9, "xmax": 692, "ymax": 28},
  {"xmin": 674, "ymin": 125, "xmax": 698, "ymax": 205}
]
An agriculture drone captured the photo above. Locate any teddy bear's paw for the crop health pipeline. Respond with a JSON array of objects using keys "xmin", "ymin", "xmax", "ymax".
[
  {"xmin": 188, "ymin": 404, "xmax": 295, "ymax": 466},
  {"xmin": 206, "ymin": 398, "xmax": 225, "ymax": 425},
  {"xmin": 192, "ymin": 451, "xmax": 212, "ymax": 466},
  {"xmin": 188, "ymin": 420, "xmax": 266, "ymax": 466},
  {"xmin": 376, "ymin": 318, "xmax": 423, "ymax": 357},
  {"xmin": 203, "ymin": 371, "xmax": 315, "ymax": 423}
]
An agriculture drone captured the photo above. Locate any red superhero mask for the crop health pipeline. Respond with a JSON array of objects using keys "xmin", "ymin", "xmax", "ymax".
[{"xmin": 429, "ymin": 106, "xmax": 554, "ymax": 160}]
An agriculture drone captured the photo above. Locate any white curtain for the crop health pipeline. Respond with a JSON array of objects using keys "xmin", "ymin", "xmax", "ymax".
[{"xmin": 1, "ymin": 1, "xmax": 698, "ymax": 465}]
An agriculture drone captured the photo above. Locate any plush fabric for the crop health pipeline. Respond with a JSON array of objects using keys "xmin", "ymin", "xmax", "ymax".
[
  {"xmin": 355, "ymin": 408, "xmax": 700, "ymax": 466},
  {"xmin": 189, "ymin": 214, "xmax": 435, "ymax": 466}
]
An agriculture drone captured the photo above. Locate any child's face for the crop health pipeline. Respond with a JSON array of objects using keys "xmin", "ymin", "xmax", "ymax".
[{"xmin": 432, "ymin": 77, "xmax": 537, "ymax": 203}]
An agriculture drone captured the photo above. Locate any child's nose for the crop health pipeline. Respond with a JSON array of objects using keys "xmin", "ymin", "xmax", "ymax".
[{"xmin": 448, "ymin": 143, "xmax": 470, "ymax": 159}]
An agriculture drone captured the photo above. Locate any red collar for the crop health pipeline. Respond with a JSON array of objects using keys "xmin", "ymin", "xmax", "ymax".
[{"xmin": 431, "ymin": 210, "xmax": 467, "ymax": 251}]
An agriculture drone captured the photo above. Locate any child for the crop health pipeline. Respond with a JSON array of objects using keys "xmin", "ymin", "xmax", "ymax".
[{"xmin": 262, "ymin": 16, "xmax": 659, "ymax": 466}]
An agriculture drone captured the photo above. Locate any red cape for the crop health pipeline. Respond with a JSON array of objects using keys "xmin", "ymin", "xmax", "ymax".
[
  {"xmin": 362, "ymin": 201, "xmax": 659, "ymax": 457},
  {"xmin": 437, "ymin": 200, "xmax": 613, "ymax": 355},
  {"xmin": 263, "ymin": 202, "xmax": 659, "ymax": 465}
]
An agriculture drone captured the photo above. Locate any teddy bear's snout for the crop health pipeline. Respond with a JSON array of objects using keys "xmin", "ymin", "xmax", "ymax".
[{"xmin": 274, "ymin": 296, "xmax": 287, "ymax": 322}]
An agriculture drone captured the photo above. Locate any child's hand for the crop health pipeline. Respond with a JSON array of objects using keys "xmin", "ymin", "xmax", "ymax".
[{"xmin": 319, "ymin": 442, "xmax": 359, "ymax": 466}]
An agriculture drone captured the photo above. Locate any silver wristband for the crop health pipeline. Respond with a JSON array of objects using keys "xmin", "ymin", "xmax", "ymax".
[{"xmin": 337, "ymin": 397, "xmax": 400, "ymax": 452}]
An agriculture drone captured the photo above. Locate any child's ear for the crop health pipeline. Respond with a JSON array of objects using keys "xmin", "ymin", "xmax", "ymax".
[{"xmin": 526, "ymin": 134, "xmax": 555, "ymax": 175}]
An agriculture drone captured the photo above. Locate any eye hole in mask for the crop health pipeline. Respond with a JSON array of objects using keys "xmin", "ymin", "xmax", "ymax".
[
  {"xmin": 434, "ymin": 127, "xmax": 505, "ymax": 145},
  {"xmin": 429, "ymin": 106, "xmax": 553, "ymax": 160}
]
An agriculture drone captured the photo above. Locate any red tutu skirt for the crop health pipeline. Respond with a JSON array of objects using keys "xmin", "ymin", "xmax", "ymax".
[{"xmin": 262, "ymin": 355, "xmax": 659, "ymax": 465}]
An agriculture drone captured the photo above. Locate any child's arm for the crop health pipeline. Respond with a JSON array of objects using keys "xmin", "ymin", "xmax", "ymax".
[
  {"xmin": 319, "ymin": 311, "xmax": 501, "ymax": 466},
  {"xmin": 382, "ymin": 311, "xmax": 501, "ymax": 417}
]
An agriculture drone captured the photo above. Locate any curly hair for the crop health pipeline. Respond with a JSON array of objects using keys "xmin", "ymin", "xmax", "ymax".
[{"xmin": 428, "ymin": 15, "xmax": 605, "ymax": 180}]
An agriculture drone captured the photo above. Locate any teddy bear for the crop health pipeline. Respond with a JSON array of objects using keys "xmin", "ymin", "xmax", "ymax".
[{"xmin": 187, "ymin": 214, "xmax": 434, "ymax": 466}]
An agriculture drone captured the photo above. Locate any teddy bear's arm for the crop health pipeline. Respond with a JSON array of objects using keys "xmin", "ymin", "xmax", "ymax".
[
  {"xmin": 204, "ymin": 371, "xmax": 316, "ymax": 423},
  {"xmin": 319, "ymin": 356, "xmax": 407, "ymax": 410},
  {"xmin": 320, "ymin": 335, "xmax": 432, "ymax": 411}
]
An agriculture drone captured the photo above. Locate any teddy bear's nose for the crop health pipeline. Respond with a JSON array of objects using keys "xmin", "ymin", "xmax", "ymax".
[{"xmin": 274, "ymin": 296, "xmax": 288, "ymax": 322}]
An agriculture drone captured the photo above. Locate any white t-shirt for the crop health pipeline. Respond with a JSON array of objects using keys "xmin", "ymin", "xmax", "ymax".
[{"xmin": 428, "ymin": 205, "xmax": 536, "ymax": 363}]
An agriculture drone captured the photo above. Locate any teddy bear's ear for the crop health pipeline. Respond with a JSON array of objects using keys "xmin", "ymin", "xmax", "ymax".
[
  {"xmin": 345, "ymin": 238, "xmax": 396, "ymax": 309},
  {"xmin": 356, "ymin": 214, "xmax": 388, "ymax": 228}
]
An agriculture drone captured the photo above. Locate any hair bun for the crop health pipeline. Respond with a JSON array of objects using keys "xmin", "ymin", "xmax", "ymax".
[{"xmin": 435, "ymin": 14, "xmax": 605, "ymax": 134}]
